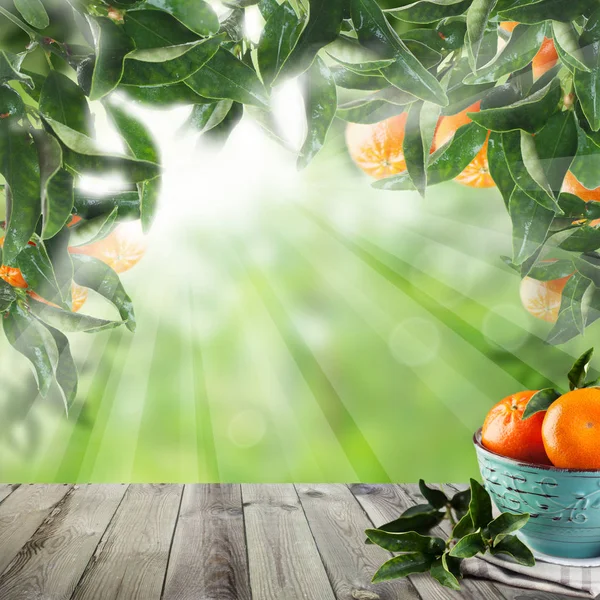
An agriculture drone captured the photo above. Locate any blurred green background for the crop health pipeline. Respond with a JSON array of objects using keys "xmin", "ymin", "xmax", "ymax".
[{"xmin": 0, "ymin": 112, "xmax": 594, "ymax": 484}]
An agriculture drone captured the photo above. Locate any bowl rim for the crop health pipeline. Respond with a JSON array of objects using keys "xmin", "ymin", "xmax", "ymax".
[{"xmin": 473, "ymin": 428, "xmax": 600, "ymax": 474}]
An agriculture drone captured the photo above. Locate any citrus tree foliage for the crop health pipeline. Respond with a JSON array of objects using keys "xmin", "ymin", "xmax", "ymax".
[{"xmin": 1, "ymin": 0, "xmax": 600, "ymax": 406}]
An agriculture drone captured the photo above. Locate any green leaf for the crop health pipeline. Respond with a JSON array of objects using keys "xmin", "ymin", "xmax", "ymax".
[
  {"xmin": 552, "ymin": 21, "xmax": 589, "ymax": 73},
  {"xmin": 104, "ymin": 103, "xmax": 160, "ymax": 164},
  {"xmin": 464, "ymin": 24, "xmax": 548, "ymax": 84},
  {"xmin": 17, "ymin": 243, "xmax": 69, "ymax": 309},
  {"xmin": 13, "ymin": 0, "xmax": 49, "ymax": 29},
  {"xmin": 468, "ymin": 79, "xmax": 561, "ymax": 134},
  {"xmin": 581, "ymin": 7, "xmax": 600, "ymax": 47},
  {"xmin": 509, "ymin": 187, "xmax": 555, "ymax": 265},
  {"xmin": 139, "ymin": 177, "xmax": 160, "ymax": 234},
  {"xmin": 38, "ymin": 322, "xmax": 78, "ymax": 412},
  {"xmin": 121, "ymin": 37, "xmax": 223, "ymax": 87},
  {"xmin": 331, "ymin": 67, "xmax": 385, "ymax": 91},
  {"xmin": 430, "ymin": 556, "xmax": 461, "ymax": 591},
  {"xmin": 522, "ymin": 388, "xmax": 561, "ymax": 419},
  {"xmin": 337, "ymin": 98, "xmax": 404, "ymax": 124},
  {"xmin": 0, "ymin": 51, "xmax": 32, "ymax": 88},
  {"xmin": 45, "ymin": 228, "xmax": 73, "ymax": 305},
  {"xmin": 403, "ymin": 102, "xmax": 427, "ymax": 196},
  {"xmin": 386, "ymin": 0, "xmax": 471, "ymax": 24},
  {"xmin": 372, "ymin": 510, "xmax": 446, "ymax": 537},
  {"xmin": 73, "ymin": 190, "xmax": 140, "ymax": 221},
  {"xmin": 298, "ymin": 56, "xmax": 336, "ymax": 170},
  {"xmin": 449, "ymin": 532, "xmax": 487, "ymax": 559},
  {"xmin": 280, "ymin": 0, "xmax": 345, "ymax": 79},
  {"xmin": 469, "ymin": 478, "xmax": 493, "ymax": 530},
  {"xmin": 258, "ymin": 1, "xmax": 304, "ymax": 86},
  {"xmin": 123, "ymin": 9, "xmax": 200, "ymax": 49},
  {"xmin": 120, "ymin": 82, "xmax": 210, "ymax": 106},
  {"xmin": 488, "ymin": 131, "xmax": 515, "ymax": 207},
  {"xmin": 487, "ymin": 512, "xmax": 530, "ymax": 542},
  {"xmin": 568, "ymin": 347, "xmax": 594, "ymax": 390},
  {"xmin": 87, "ymin": 16, "xmax": 135, "ymax": 101},
  {"xmin": 466, "ymin": 0, "xmax": 499, "ymax": 71},
  {"xmin": 201, "ymin": 102, "xmax": 244, "ymax": 148},
  {"xmin": 4, "ymin": 301, "xmax": 58, "ymax": 397},
  {"xmin": 450, "ymin": 488, "xmax": 471, "ymax": 520},
  {"xmin": 452, "ymin": 511, "xmax": 475, "ymax": 538},
  {"xmin": 0, "ymin": 123, "xmax": 41, "ymax": 266},
  {"xmin": 490, "ymin": 535, "xmax": 535, "ymax": 566},
  {"xmin": 145, "ymin": 0, "xmax": 220, "ymax": 37},
  {"xmin": 30, "ymin": 300, "xmax": 124, "ymax": 334},
  {"xmin": 372, "ymin": 553, "xmax": 434, "ymax": 583},
  {"xmin": 574, "ymin": 42, "xmax": 600, "ymax": 132},
  {"xmin": 0, "ymin": 83, "xmax": 24, "ymax": 119},
  {"xmin": 33, "ymin": 131, "xmax": 74, "ymax": 241},
  {"xmin": 418, "ymin": 480, "xmax": 448, "ymax": 509},
  {"xmin": 365, "ymin": 530, "xmax": 446, "ymax": 555},
  {"xmin": 71, "ymin": 254, "xmax": 136, "ymax": 332},
  {"xmin": 559, "ymin": 225, "xmax": 600, "ymax": 252},
  {"xmin": 185, "ymin": 48, "xmax": 269, "ymax": 108},
  {"xmin": 0, "ymin": 276, "xmax": 16, "ymax": 312},
  {"xmin": 69, "ymin": 209, "xmax": 119, "ymax": 248},
  {"xmin": 570, "ymin": 127, "xmax": 600, "ymax": 189},
  {"xmin": 528, "ymin": 259, "xmax": 574, "ymax": 280},
  {"xmin": 44, "ymin": 118, "xmax": 160, "ymax": 183},
  {"xmin": 548, "ymin": 272, "xmax": 593, "ymax": 344},
  {"xmin": 181, "ymin": 100, "xmax": 234, "ymax": 133},
  {"xmin": 374, "ymin": 123, "xmax": 488, "ymax": 190},
  {"xmin": 499, "ymin": 0, "xmax": 597, "ymax": 24}
]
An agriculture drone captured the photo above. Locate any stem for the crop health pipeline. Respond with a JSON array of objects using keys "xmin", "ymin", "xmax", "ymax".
[{"xmin": 445, "ymin": 505, "xmax": 457, "ymax": 529}]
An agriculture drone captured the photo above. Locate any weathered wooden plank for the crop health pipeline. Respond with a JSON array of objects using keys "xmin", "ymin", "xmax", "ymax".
[
  {"xmin": 0, "ymin": 484, "xmax": 72, "ymax": 576},
  {"xmin": 71, "ymin": 484, "xmax": 183, "ymax": 600},
  {"xmin": 296, "ymin": 483, "xmax": 422, "ymax": 600},
  {"xmin": 242, "ymin": 484, "xmax": 337, "ymax": 600},
  {"xmin": 349, "ymin": 484, "xmax": 505, "ymax": 600},
  {"xmin": 0, "ymin": 484, "xmax": 128, "ymax": 599},
  {"xmin": 162, "ymin": 484, "xmax": 251, "ymax": 600},
  {"xmin": 0, "ymin": 484, "xmax": 18, "ymax": 505}
]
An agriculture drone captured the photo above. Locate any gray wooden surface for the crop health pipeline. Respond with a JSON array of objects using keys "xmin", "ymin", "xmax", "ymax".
[{"xmin": 0, "ymin": 484, "xmax": 572, "ymax": 600}]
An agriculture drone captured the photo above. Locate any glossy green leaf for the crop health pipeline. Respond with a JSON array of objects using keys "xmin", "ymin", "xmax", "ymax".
[
  {"xmin": 258, "ymin": 1, "xmax": 304, "ymax": 86},
  {"xmin": 200, "ymin": 102, "xmax": 244, "ymax": 148},
  {"xmin": 419, "ymin": 480, "xmax": 448, "ymax": 510},
  {"xmin": 570, "ymin": 127, "xmax": 600, "ymax": 189},
  {"xmin": 123, "ymin": 9, "xmax": 200, "ymax": 49},
  {"xmin": 559, "ymin": 225, "xmax": 600, "ymax": 252},
  {"xmin": 464, "ymin": 23, "xmax": 547, "ymax": 84},
  {"xmin": 33, "ymin": 131, "xmax": 74, "ymax": 240},
  {"xmin": 280, "ymin": 0, "xmax": 345, "ymax": 79},
  {"xmin": 490, "ymin": 535, "xmax": 535, "ymax": 566},
  {"xmin": 181, "ymin": 100, "xmax": 233, "ymax": 133},
  {"xmin": 337, "ymin": 98, "xmax": 404, "ymax": 124},
  {"xmin": 71, "ymin": 254, "xmax": 136, "ymax": 331},
  {"xmin": 73, "ymin": 190, "xmax": 140, "ymax": 220},
  {"xmin": 581, "ymin": 8, "xmax": 600, "ymax": 47},
  {"xmin": 487, "ymin": 131, "xmax": 515, "ymax": 207},
  {"xmin": 487, "ymin": 512, "xmax": 530, "ymax": 541},
  {"xmin": 0, "ymin": 123, "xmax": 41, "ymax": 266},
  {"xmin": 552, "ymin": 21, "xmax": 589, "ymax": 73},
  {"xmin": 38, "ymin": 322, "xmax": 78, "ymax": 412},
  {"xmin": 185, "ymin": 48, "xmax": 269, "ymax": 108},
  {"xmin": 468, "ymin": 79, "xmax": 561, "ymax": 134},
  {"xmin": 0, "ymin": 51, "xmax": 32, "ymax": 88},
  {"xmin": 568, "ymin": 348, "xmax": 594, "ymax": 390},
  {"xmin": 105, "ymin": 103, "xmax": 159, "ymax": 164},
  {"xmin": 331, "ymin": 67, "xmax": 385, "ymax": 90},
  {"xmin": 449, "ymin": 532, "xmax": 487, "ymax": 558},
  {"xmin": 329, "ymin": 55, "xmax": 395, "ymax": 74},
  {"xmin": 499, "ymin": 0, "xmax": 597, "ymax": 24},
  {"xmin": 69, "ymin": 209, "xmax": 119, "ymax": 247},
  {"xmin": 39, "ymin": 71, "xmax": 92, "ymax": 136},
  {"xmin": 372, "ymin": 510, "xmax": 446, "ymax": 537},
  {"xmin": 45, "ymin": 228, "xmax": 73, "ymax": 305},
  {"xmin": 403, "ymin": 102, "xmax": 427, "ymax": 196},
  {"xmin": 430, "ymin": 556, "xmax": 461, "ymax": 591},
  {"xmin": 372, "ymin": 553, "xmax": 434, "ymax": 583},
  {"xmin": 466, "ymin": 0, "xmax": 498, "ymax": 71},
  {"xmin": 528, "ymin": 259, "xmax": 574, "ymax": 280},
  {"xmin": 0, "ymin": 263, "xmax": 16, "ymax": 312},
  {"xmin": 4, "ymin": 301, "xmax": 58, "ymax": 397},
  {"xmin": 509, "ymin": 187, "xmax": 555, "ymax": 265},
  {"xmin": 547, "ymin": 272, "xmax": 592, "ymax": 344},
  {"xmin": 386, "ymin": 0, "xmax": 471, "ymax": 24},
  {"xmin": 469, "ymin": 478, "xmax": 493, "ymax": 530},
  {"xmin": 44, "ymin": 118, "xmax": 160, "ymax": 183},
  {"xmin": 452, "ymin": 511, "xmax": 475, "ymax": 539},
  {"xmin": 365, "ymin": 530, "xmax": 446, "ymax": 554},
  {"xmin": 13, "ymin": 0, "xmax": 49, "ymax": 29},
  {"xmin": 574, "ymin": 42, "xmax": 600, "ymax": 132},
  {"xmin": 139, "ymin": 177, "xmax": 160, "ymax": 233},
  {"xmin": 298, "ymin": 56, "xmax": 336, "ymax": 170},
  {"xmin": 87, "ymin": 16, "xmax": 135, "ymax": 101},
  {"xmin": 0, "ymin": 84, "xmax": 24, "ymax": 119},
  {"xmin": 450, "ymin": 488, "xmax": 471, "ymax": 520},
  {"xmin": 522, "ymin": 388, "xmax": 561, "ymax": 419},
  {"xmin": 121, "ymin": 37, "xmax": 222, "ymax": 87},
  {"xmin": 145, "ymin": 0, "xmax": 219, "ymax": 37},
  {"xmin": 30, "ymin": 300, "xmax": 124, "ymax": 334},
  {"xmin": 120, "ymin": 82, "xmax": 210, "ymax": 106},
  {"xmin": 375, "ymin": 123, "xmax": 488, "ymax": 190}
]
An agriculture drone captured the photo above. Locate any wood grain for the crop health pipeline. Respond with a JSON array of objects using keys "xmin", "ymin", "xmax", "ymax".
[
  {"xmin": 71, "ymin": 484, "xmax": 183, "ymax": 600},
  {"xmin": 242, "ymin": 484, "xmax": 337, "ymax": 600},
  {"xmin": 296, "ymin": 483, "xmax": 422, "ymax": 600},
  {"xmin": 0, "ymin": 484, "xmax": 18, "ymax": 505},
  {"xmin": 0, "ymin": 484, "xmax": 72, "ymax": 576},
  {"xmin": 0, "ymin": 484, "xmax": 127, "ymax": 599},
  {"xmin": 162, "ymin": 484, "xmax": 251, "ymax": 600}
]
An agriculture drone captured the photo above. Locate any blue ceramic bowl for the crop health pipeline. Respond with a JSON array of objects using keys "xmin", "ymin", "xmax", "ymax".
[{"xmin": 474, "ymin": 428, "xmax": 600, "ymax": 559}]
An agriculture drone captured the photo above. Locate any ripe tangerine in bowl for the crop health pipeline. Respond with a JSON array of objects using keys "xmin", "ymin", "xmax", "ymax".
[{"xmin": 474, "ymin": 429, "xmax": 600, "ymax": 559}]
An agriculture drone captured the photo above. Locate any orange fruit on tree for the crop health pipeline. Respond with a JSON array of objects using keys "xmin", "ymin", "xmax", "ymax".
[
  {"xmin": 520, "ymin": 273, "xmax": 572, "ymax": 323},
  {"xmin": 499, "ymin": 23, "xmax": 557, "ymax": 79},
  {"xmin": 482, "ymin": 390, "xmax": 551, "ymax": 464},
  {"xmin": 0, "ymin": 236, "xmax": 27, "ymax": 289},
  {"xmin": 70, "ymin": 220, "xmax": 147, "ymax": 274},
  {"xmin": 29, "ymin": 283, "xmax": 88, "ymax": 313},
  {"xmin": 345, "ymin": 113, "xmax": 409, "ymax": 179},
  {"xmin": 542, "ymin": 388, "xmax": 600, "ymax": 469},
  {"xmin": 433, "ymin": 101, "xmax": 495, "ymax": 188},
  {"xmin": 562, "ymin": 171, "xmax": 600, "ymax": 203}
]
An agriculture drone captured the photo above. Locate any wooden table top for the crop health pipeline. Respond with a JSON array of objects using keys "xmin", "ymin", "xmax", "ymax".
[{"xmin": 0, "ymin": 483, "xmax": 570, "ymax": 599}]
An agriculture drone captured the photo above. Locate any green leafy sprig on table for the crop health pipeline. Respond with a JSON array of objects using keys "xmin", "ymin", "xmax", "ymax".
[
  {"xmin": 366, "ymin": 479, "xmax": 534, "ymax": 590},
  {"xmin": 3, "ymin": 0, "xmax": 600, "ymax": 406}
]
